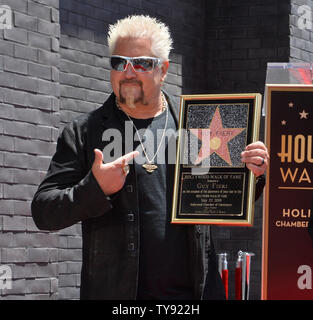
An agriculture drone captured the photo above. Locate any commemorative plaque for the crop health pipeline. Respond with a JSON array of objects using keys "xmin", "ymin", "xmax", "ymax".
[{"xmin": 171, "ymin": 93, "xmax": 262, "ymax": 226}]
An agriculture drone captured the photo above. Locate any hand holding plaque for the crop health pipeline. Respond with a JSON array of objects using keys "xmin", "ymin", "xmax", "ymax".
[
  {"xmin": 171, "ymin": 93, "xmax": 262, "ymax": 226},
  {"xmin": 241, "ymin": 141, "xmax": 268, "ymax": 177}
]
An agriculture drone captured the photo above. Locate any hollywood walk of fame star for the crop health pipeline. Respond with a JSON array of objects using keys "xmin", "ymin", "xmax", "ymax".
[
  {"xmin": 189, "ymin": 107, "xmax": 245, "ymax": 166},
  {"xmin": 288, "ymin": 102, "xmax": 294, "ymax": 108},
  {"xmin": 299, "ymin": 109, "xmax": 309, "ymax": 119},
  {"xmin": 281, "ymin": 120, "xmax": 287, "ymax": 125}
]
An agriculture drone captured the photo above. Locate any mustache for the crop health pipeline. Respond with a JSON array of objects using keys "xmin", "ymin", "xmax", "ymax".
[{"xmin": 120, "ymin": 79, "xmax": 143, "ymax": 86}]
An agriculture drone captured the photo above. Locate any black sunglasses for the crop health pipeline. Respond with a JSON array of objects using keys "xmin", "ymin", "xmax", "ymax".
[{"xmin": 110, "ymin": 55, "xmax": 162, "ymax": 73}]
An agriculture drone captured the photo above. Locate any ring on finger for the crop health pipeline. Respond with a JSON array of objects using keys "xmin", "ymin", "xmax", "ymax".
[
  {"xmin": 122, "ymin": 164, "xmax": 130, "ymax": 175},
  {"xmin": 258, "ymin": 157, "xmax": 265, "ymax": 166}
]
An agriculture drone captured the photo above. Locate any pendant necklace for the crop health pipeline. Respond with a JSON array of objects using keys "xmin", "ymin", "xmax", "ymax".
[{"xmin": 116, "ymin": 93, "xmax": 168, "ymax": 173}]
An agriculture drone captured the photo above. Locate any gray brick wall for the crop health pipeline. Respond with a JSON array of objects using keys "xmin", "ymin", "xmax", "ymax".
[
  {"xmin": 290, "ymin": 0, "xmax": 313, "ymax": 62},
  {"xmin": 0, "ymin": 0, "xmax": 60, "ymax": 299},
  {"xmin": 205, "ymin": 0, "xmax": 290, "ymax": 94},
  {"xmin": 1, "ymin": 0, "xmax": 313, "ymax": 300}
]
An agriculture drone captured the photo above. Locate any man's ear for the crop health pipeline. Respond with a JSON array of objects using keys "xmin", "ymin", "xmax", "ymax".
[{"xmin": 160, "ymin": 60, "xmax": 169, "ymax": 83}]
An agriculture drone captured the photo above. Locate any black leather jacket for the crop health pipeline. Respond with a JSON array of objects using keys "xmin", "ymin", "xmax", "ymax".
[{"xmin": 31, "ymin": 92, "xmax": 212, "ymax": 299}]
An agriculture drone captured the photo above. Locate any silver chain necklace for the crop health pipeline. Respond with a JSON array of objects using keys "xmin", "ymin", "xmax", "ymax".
[{"xmin": 116, "ymin": 93, "xmax": 169, "ymax": 173}]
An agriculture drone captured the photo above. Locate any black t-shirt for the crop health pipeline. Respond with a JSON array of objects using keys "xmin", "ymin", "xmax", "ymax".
[{"xmin": 115, "ymin": 105, "xmax": 193, "ymax": 299}]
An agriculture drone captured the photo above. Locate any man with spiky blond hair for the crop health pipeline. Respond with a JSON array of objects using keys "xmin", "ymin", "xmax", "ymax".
[{"xmin": 32, "ymin": 15, "xmax": 268, "ymax": 300}]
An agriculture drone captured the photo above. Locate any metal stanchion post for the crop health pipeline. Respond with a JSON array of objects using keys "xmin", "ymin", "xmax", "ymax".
[
  {"xmin": 217, "ymin": 253, "xmax": 229, "ymax": 299},
  {"xmin": 235, "ymin": 250, "xmax": 255, "ymax": 300}
]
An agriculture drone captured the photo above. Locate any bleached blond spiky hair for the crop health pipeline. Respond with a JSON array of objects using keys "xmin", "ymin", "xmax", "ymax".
[{"xmin": 107, "ymin": 15, "xmax": 173, "ymax": 61}]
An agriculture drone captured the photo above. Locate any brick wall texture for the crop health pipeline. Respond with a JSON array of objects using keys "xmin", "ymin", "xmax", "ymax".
[{"xmin": 0, "ymin": 0, "xmax": 312, "ymax": 300}]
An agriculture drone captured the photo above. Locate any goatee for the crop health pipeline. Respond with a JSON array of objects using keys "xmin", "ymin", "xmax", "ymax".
[{"xmin": 118, "ymin": 80, "xmax": 147, "ymax": 108}]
